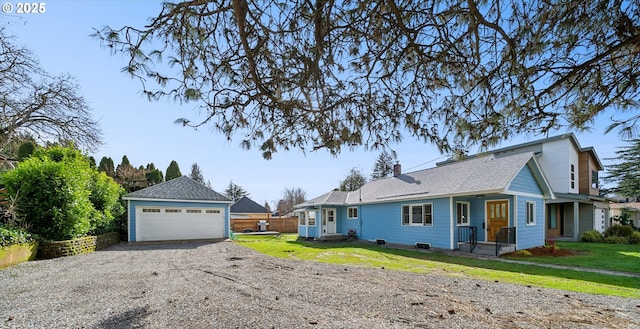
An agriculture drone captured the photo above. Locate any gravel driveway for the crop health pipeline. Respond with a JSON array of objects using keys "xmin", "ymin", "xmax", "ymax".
[{"xmin": 1, "ymin": 240, "xmax": 638, "ymax": 328}]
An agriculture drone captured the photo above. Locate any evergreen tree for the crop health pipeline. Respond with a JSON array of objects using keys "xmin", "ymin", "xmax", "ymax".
[
  {"xmin": 17, "ymin": 141, "xmax": 37, "ymax": 161},
  {"xmin": 145, "ymin": 163, "xmax": 164, "ymax": 185},
  {"xmin": 224, "ymin": 181, "xmax": 249, "ymax": 202},
  {"xmin": 371, "ymin": 150, "xmax": 395, "ymax": 180},
  {"xmin": 97, "ymin": 2, "xmax": 640, "ymax": 158},
  {"xmin": 189, "ymin": 162, "xmax": 205, "ymax": 184},
  {"xmin": 98, "ymin": 156, "xmax": 115, "ymax": 177},
  {"xmin": 605, "ymin": 139, "xmax": 640, "ymax": 200},
  {"xmin": 165, "ymin": 160, "xmax": 182, "ymax": 181},
  {"xmin": 120, "ymin": 155, "xmax": 131, "ymax": 167},
  {"xmin": 339, "ymin": 167, "xmax": 367, "ymax": 191}
]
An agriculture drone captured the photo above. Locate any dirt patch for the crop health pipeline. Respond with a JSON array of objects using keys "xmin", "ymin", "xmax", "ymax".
[{"xmin": 504, "ymin": 246, "xmax": 581, "ymax": 257}]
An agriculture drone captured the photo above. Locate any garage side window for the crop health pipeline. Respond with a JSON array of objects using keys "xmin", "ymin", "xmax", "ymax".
[{"xmin": 142, "ymin": 208, "xmax": 160, "ymax": 213}]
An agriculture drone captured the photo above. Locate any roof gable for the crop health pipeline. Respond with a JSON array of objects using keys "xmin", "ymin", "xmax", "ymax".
[
  {"xmin": 231, "ymin": 196, "xmax": 268, "ymax": 213},
  {"xmin": 123, "ymin": 176, "xmax": 231, "ymax": 202}
]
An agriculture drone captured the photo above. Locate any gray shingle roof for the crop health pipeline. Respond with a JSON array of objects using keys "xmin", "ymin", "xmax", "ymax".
[
  {"xmin": 231, "ymin": 196, "xmax": 268, "ymax": 213},
  {"xmin": 123, "ymin": 176, "xmax": 231, "ymax": 202},
  {"xmin": 298, "ymin": 152, "xmax": 547, "ymax": 207}
]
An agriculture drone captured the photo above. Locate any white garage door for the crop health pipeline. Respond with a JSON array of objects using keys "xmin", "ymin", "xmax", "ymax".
[{"xmin": 136, "ymin": 206, "xmax": 225, "ymax": 241}]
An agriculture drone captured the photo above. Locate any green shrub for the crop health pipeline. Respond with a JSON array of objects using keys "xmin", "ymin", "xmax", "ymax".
[
  {"xmin": 87, "ymin": 172, "xmax": 125, "ymax": 236},
  {"xmin": 2, "ymin": 145, "xmax": 124, "ymax": 241},
  {"xmin": 629, "ymin": 231, "xmax": 640, "ymax": 244},
  {"xmin": 604, "ymin": 236, "xmax": 630, "ymax": 244},
  {"xmin": 604, "ymin": 225, "xmax": 634, "ymax": 238},
  {"xmin": 0, "ymin": 224, "xmax": 36, "ymax": 247},
  {"xmin": 580, "ymin": 230, "xmax": 603, "ymax": 242}
]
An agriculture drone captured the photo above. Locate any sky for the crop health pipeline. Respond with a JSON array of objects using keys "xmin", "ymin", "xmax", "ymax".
[{"xmin": 1, "ymin": 1, "xmax": 632, "ymax": 208}]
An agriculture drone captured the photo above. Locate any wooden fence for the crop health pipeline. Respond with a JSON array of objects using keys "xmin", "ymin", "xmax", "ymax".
[{"xmin": 231, "ymin": 217, "xmax": 298, "ymax": 233}]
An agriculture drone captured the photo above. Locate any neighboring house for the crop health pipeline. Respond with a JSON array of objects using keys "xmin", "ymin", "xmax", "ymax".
[
  {"xmin": 230, "ymin": 196, "xmax": 270, "ymax": 231},
  {"xmin": 123, "ymin": 176, "xmax": 232, "ymax": 242},
  {"xmin": 473, "ymin": 134, "xmax": 609, "ymax": 240},
  {"xmin": 230, "ymin": 196, "xmax": 270, "ymax": 219},
  {"xmin": 296, "ymin": 152, "xmax": 553, "ymax": 252},
  {"xmin": 609, "ymin": 203, "xmax": 640, "ymax": 228}
]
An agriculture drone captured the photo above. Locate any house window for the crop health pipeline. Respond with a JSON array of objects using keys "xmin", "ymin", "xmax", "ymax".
[
  {"xmin": 456, "ymin": 202, "xmax": 469, "ymax": 225},
  {"xmin": 402, "ymin": 204, "xmax": 433, "ymax": 226},
  {"xmin": 347, "ymin": 207, "xmax": 358, "ymax": 219},
  {"xmin": 591, "ymin": 170, "xmax": 598, "ymax": 188},
  {"xmin": 308, "ymin": 212, "xmax": 316, "ymax": 225},
  {"xmin": 142, "ymin": 208, "xmax": 160, "ymax": 213},
  {"xmin": 206, "ymin": 209, "xmax": 221, "ymax": 214},
  {"xmin": 298, "ymin": 212, "xmax": 307, "ymax": 225},
  {"xmin": 186, "ymin": 209, "xmax": 201, "ymax": 214},
  {"xmin": 165, "ymin": 209, "xmax": 181, "ymax": 213},
  {"xmin": 570, "ymin": 164, "xmax": 575, "ymax": 189},
  {"xmin": 548, "ymin": 205, "xmax": 557, "ymax": 229},
  {"xmin": 526, "ymin": 201, "xmax": 536, "ymax": 225}
]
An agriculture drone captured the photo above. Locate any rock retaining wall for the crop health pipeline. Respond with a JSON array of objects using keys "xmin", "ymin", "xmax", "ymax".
[{"xmin": 37, "ymin": 232, "xmax": 120, "ymax": 259}]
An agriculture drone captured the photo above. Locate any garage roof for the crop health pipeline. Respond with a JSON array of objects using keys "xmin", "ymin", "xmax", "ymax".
[{"xmin": 123, "ymin": 176, "xmax": 231, "ymax": 202}]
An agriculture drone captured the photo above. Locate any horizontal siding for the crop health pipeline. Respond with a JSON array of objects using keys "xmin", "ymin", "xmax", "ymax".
[
  {"xmin": 515, "ymin": 196, "xmax": 545, "ymax": 249},
  {"xmin": 508, "ymin": 165, "xmax": 543, "ymax": 195},
  {"xmin": 360, "ymin": 198, "xmax": 451, "ymax": 249}
]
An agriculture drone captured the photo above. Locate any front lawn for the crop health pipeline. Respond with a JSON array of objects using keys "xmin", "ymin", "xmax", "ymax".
[
  {"xmin": 503, "ymin": 241, "xmax": 640, "ymax": 274},
  {"xmin": 234, "ymin": 234, "xmax": 640, "ymax": 298}
]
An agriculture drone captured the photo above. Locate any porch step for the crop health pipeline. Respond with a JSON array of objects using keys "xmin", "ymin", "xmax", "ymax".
[{"xmin": 459, "ymin": 243, "xmax": 516, "ymax": 256}]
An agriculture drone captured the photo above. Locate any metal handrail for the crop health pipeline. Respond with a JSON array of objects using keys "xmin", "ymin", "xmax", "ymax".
[
  {"xmin": 457, "ymin": 226, "xmax": 477, "ymax": 253},
  {"xmin": 495, "ymin": 226, "xmax": 516, "ymax": 256}
]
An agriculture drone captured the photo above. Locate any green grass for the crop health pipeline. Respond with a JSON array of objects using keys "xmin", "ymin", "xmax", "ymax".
[
  {"xmin": 234, "ymin": 234, "xmax": 640, "ymax": 298},
  {"xmin": 502, "ymin": 241, "xmax": 640, "ymax": 274}
]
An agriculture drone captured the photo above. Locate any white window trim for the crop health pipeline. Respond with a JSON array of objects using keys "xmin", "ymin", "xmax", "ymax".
[
  {"xmin": 347, "ymin": 207, "xmax": 358, "ymax": 219},
  {"xmin": 456, "ymin": 201, "xmax": 470, "ymax": 226},
  {"xmin": 401, "ymin": 203, "xmax": 433, "ymax": 227},
  {"xmin": 526, "ymin": 201, "xmax": 536, "ymax": 226}
]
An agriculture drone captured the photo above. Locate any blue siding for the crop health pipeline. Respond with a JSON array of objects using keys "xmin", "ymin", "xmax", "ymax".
[
  {"xmin": 298, "ymin": 209, "xmax": 320, "ymax": 238},
  {"xmin": 338, "ymin": 206, "xmax": 360, "ymax": 236},
  {"xmin": 128, "ymin": 200, "xmax": 230, "ymax": 242},
  {"xmin": 359, "ymin": 198, "xmax": 451, "ymax": 249},
  {"xmin": 515, "ymin": 196, "xmax": 546, "ymax": 249},
  {"xmin": 509, "ymin": 165, "xmax": 543, "ymax": 195}
]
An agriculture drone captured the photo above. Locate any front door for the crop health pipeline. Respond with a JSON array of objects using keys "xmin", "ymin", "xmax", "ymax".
[
  {"xmin": 486, "ymin": 200, "xmax": 509, "ymax": 242},
  {"xmin": 323, "ymin": 208, "xmax": 336, "ymax": 234}
]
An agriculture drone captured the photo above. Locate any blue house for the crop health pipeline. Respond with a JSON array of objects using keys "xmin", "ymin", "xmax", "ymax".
[
  {"xmin": 123, "ymin": 176, "xmax": 232, "ymax": 242},
  {"xmin": 295, "ymin": 152, "xmax": 554, "ymax": 253}
]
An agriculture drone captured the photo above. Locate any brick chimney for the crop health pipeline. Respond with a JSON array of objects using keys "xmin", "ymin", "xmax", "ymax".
[{"xmin": 393, "ymin": 162, "xmax": 401, "ymax": 177}]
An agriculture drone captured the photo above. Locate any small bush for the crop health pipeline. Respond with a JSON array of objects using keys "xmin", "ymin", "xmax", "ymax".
[
  {"xmin": 604, "ymin": 225, "xmax": 634, "ymax": 238},
  {"xmin": 604, "ymin": 236, "xmax": 630, "ymax": 244},
  {"xmin": 513, "ymin": 250, "xmax": 533, "ymax": 256},
  {"xmin": 0, "ymin": 224, "xmax": 37, "ymax": 247},
  {"xmin": 580, "ymin": 230, "xmax": 603, "ymax": 242},
  {"xmin": 629, "ymin": 231, "xmax": 640, "ymax": 244}
]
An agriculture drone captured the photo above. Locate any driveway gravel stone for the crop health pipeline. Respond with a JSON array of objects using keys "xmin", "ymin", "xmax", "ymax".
[{"xmin": 1, "ymin": 240, "xmax": 638, "ymax": 328}]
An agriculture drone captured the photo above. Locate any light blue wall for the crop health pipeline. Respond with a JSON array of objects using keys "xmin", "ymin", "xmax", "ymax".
[
  {"xmin": 339, "ymin": 206, "xmax": 360, "ymax": 236},
  {"xmin": 509, "ymin": 165, "xmax": 543, "ymax": 195},
  {"xmin": 515, "ymin": 195, "xmax": 546, "ymax": 249},
  {"xmin": 298, "ymin": 209, "xmax": 320, "ymax": 238},
  {"xmin": 128, "ymin": 200, "xmax": 230, "ymax": 242},
  {"xmin": 359, "ymin": 198, "xmax": 451, "ymax": 249}
]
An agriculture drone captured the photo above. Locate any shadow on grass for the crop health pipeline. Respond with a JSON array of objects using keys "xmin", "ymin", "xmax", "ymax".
[{"xmin": 285, "ymin": 240, "xmax": 640, "ymax": 291}]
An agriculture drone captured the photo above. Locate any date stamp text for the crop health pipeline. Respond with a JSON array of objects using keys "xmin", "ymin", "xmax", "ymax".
[{"xmin": 2, "ymin": 2, "xmax": 46, "ymax": 14}]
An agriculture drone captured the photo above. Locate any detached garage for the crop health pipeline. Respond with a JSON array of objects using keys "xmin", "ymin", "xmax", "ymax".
[{"xmin": 123, "ymin": 176, "xmax": 232, "ymax": 242}]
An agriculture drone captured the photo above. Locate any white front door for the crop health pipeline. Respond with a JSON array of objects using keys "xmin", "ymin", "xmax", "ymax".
[{"xmin": 323, "ymin": 208, "xmax": 337, "ymax": 234}]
